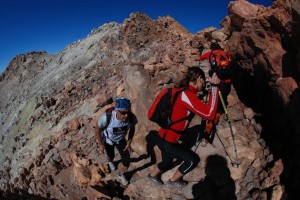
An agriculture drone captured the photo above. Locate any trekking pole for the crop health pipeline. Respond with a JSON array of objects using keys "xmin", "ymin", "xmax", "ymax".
[
  {"xmin": 193, "ymin": 95, "xmax": 207, "ymax": 152},
  {"xmin": 193, "ymin": 50, "xmax": 204, "ymax": 152},
  {"xmin": 215, "ymin": 131, "xmax": 235, "ymax": 165},
  {"xmin": 193, "ymin": 131, "xmax": 201, "ymax": 152},
  {"xmin": 218, "ymin": 91, "xmax": 241, "ymax": 168},
  {"xmin": 198, "ymin": 45, "xmax": 204, "ymax": 65},
  {"xmin": 194, "ymin": 81, "xmax": 212, "ymax": 151}
]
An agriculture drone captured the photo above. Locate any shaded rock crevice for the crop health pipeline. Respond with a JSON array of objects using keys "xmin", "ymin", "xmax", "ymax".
[{"xmin": 227, "ymin": 0, "xmax": 300, "ymax": 198}]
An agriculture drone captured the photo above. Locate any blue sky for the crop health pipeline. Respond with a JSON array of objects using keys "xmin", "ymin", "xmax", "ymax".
[{"xmin": 0, "ymin": 0, "xmax": 272, "ymax": 73}]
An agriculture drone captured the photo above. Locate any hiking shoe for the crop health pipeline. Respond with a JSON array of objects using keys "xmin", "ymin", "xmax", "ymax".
[
  {"xmin": 200, "ymin": 138, "xmax": 208, "ymax": 147},
  {"xmin": 108, "ymin": 162, "xmax": 115, "ymax": 171},
  {"xmin": 147, "ymin": 174, "xmax": 163, "ymax": 185},
  {"xmin": 118, "ymin": 174, "xmax": 129, "ymax": 186},
  {"xmin": 165, "ymin": 179, "xmax": 188, "ymax": 188}
]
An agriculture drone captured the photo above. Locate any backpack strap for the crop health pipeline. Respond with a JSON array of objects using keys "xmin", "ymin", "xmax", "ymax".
[
  {"xmin": 161, "ymin": 88, "xmax": 196, "ymax": 141},
  {"xmin": 101, "ymin": 111, "xmax": 114, "ymax": 145},
  {"xmin": 166, "ymin": 88, "xmax": 194, "ymax": 131},
  {"xmin": 209, "ymin": 51, "xmax": 216, "ymax": 67},
  {"xmin": 209, "ymin": 51, "xmax": 218, "ymax": 75},
  {"xmin": 103, "ymin": 111, "xmax": 112, "ymax": 130}
]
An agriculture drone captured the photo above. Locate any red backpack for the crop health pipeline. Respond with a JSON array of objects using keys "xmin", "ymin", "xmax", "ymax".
[
  {"xmin": 209, "ymin": 50, "xmax": 232, "ymax": 80},
  {"xmin": 148, "ymin": 87, "xmax": 190, "ymax": 129},
  {"xmin": 210, "ymin": 50, "xmax": 231, "ymax": 67}
]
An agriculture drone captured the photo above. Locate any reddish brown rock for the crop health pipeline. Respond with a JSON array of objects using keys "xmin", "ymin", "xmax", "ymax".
[{"xmin": 68, "ymin": 118, "xmax": 81, "ymax": 130}]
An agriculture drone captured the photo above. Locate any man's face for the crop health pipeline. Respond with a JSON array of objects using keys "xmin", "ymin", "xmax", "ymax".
[{"xmin": 117, "ymin": 109, "xmax": 130, "ymax": 121}]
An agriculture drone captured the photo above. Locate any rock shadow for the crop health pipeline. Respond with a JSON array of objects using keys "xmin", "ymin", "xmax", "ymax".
[
  {"xmin": 0, "ymin": 189, "xmax": 55, "ymax": 200},
  {"xmin": 192, "ymin": 154, "xmax": 236, "ymax": 200},
  {"xmin": 90, "ymin": 180, "xmax": 129, "ymax": 200},
  {"xmin": 125, "ymin": 130, "xmax": 159, "ymax": 180}
]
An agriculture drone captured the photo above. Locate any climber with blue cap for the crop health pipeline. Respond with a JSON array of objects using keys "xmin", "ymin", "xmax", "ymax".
[
  {"xmin": 115, "ymin": 97, "xmax": 131, "ymax": 110},
  {"xmin": 95, "ymin": 97, "xmax": 137, "ymax": 186}
]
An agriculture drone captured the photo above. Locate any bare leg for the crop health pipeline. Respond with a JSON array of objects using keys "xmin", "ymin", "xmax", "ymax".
[
  {"xmin": 170, "ymin": 170, "xmax": 183, "ymax": 182},
  {"xmin": 118, "ymin": 164, "xmax": 128, "ymax": 175},
  {"xmin": 150, "ymin": 166, "xmax": 161, "ymax": 177}
]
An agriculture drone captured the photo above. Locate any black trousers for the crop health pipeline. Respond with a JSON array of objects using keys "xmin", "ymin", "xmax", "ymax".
[
  {"xmin": 156, "ymin": 135, "xmax": 200, "ymax": 175},
  {"xmin": 104, "ymin": 139, "xmax": 130, "ymax": 168}
]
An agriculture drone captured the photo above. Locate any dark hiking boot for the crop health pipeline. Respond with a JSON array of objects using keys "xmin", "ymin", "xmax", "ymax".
[
  {"xmin": 200, "ymin": 138, "xmax": 208, "ymax": 147},
  {"xmin": 165, "ymin": 178, "xmax": 188, "ymax": 188},
  {"xmin": 118, "ymin": 174, "xmax": 129, "ymax": 186},
  {"xmin": 147, "ymin": 174, "xmax": 163, "ymax": 185}
]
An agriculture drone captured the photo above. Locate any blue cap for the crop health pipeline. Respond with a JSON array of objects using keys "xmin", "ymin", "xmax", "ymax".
[{"xmin": 115, "ymin": 97, "xmax": 131, "ymax": 110}]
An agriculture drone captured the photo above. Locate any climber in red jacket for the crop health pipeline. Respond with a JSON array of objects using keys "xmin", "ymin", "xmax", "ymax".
[
  {"xmin": 147, "ymin": 66, "xmax": 220, "ymax": 187},
  {"xmin": 196, "ymin": 42, "xmax": 233, "ymax": 144},
  {"xmin": 197, "ymin": 42, "xmax": 232, "ymax": 107}
]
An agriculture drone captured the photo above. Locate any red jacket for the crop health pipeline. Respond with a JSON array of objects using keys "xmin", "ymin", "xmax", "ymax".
[
  {"xmin": 199, "ymin": 51, "xmax": 211, "ymax": 61},
  {"xmin": 158, "ymin": 85, "xmax": 219, "ymax": 143}
]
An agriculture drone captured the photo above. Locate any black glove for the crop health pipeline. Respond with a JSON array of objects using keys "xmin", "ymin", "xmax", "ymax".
[
  {"xmin": 198, "ymin": 45, "xmax": 204, "ymax": 54},
  {"xmin": 204, "ymin": 81, "xmax": 211, "ymax": 91}
]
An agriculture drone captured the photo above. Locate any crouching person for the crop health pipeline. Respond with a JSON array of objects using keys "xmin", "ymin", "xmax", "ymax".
[
  {"xmin": 148, "ymin": 67, "xmax": 220, "ymax": 187},
  {"xmin": 95, "ymin": 97, "xmax": 137, "ymax": 186}
]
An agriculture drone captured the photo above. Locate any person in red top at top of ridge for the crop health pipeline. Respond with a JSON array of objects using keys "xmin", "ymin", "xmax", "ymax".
[
  {"xmin": 147, "ymin": 67, "xmax": 220, "ymax": 187},
  {"xmin": 197, "ymin": 42, "xmax": 232, "ymax": 108},
  {"xmin": 196, "ymin": 42, "xmax": 233, "ymax": 143}
]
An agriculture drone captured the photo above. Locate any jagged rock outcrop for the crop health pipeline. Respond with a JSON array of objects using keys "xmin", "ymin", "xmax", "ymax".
[
  {"xmin": 226, "ymin": 0, "xmax": 300, "ymax": 199},
  {"xmin": 0, "ymin": 0, "xmax": 298, "ymax": 199}
]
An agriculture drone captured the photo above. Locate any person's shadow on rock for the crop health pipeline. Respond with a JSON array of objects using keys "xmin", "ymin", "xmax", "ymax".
[
  {"xmin": 192, "ymin": 154, "xmax": 236, "ymax": 200},
  {"xmin": 145, "ymin": 130, "xmax": 159, "ymax": 164},
  {"xmin": 124, "ymin": 130, "xmax": 159, "ymax": 181}
]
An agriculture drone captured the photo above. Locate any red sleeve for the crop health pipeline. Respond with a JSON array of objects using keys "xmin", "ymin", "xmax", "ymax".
[
  {"xmin": 199, "ymin": 51, "xmax": 211, "ymax": 60},
  {"xmin": 180, "ymin": 86, "xmax": 219, "ymax": 121}
]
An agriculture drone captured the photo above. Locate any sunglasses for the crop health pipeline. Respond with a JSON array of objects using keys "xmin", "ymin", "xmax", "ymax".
[{"xmin": 118, "ymin": 110, "xmax": 130, "ymax": 115}]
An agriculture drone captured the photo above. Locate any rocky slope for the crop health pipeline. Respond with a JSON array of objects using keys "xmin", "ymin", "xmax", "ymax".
[{"xmin": 0, "ymin": 0, "xmax": 299, "ymax": 199}]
